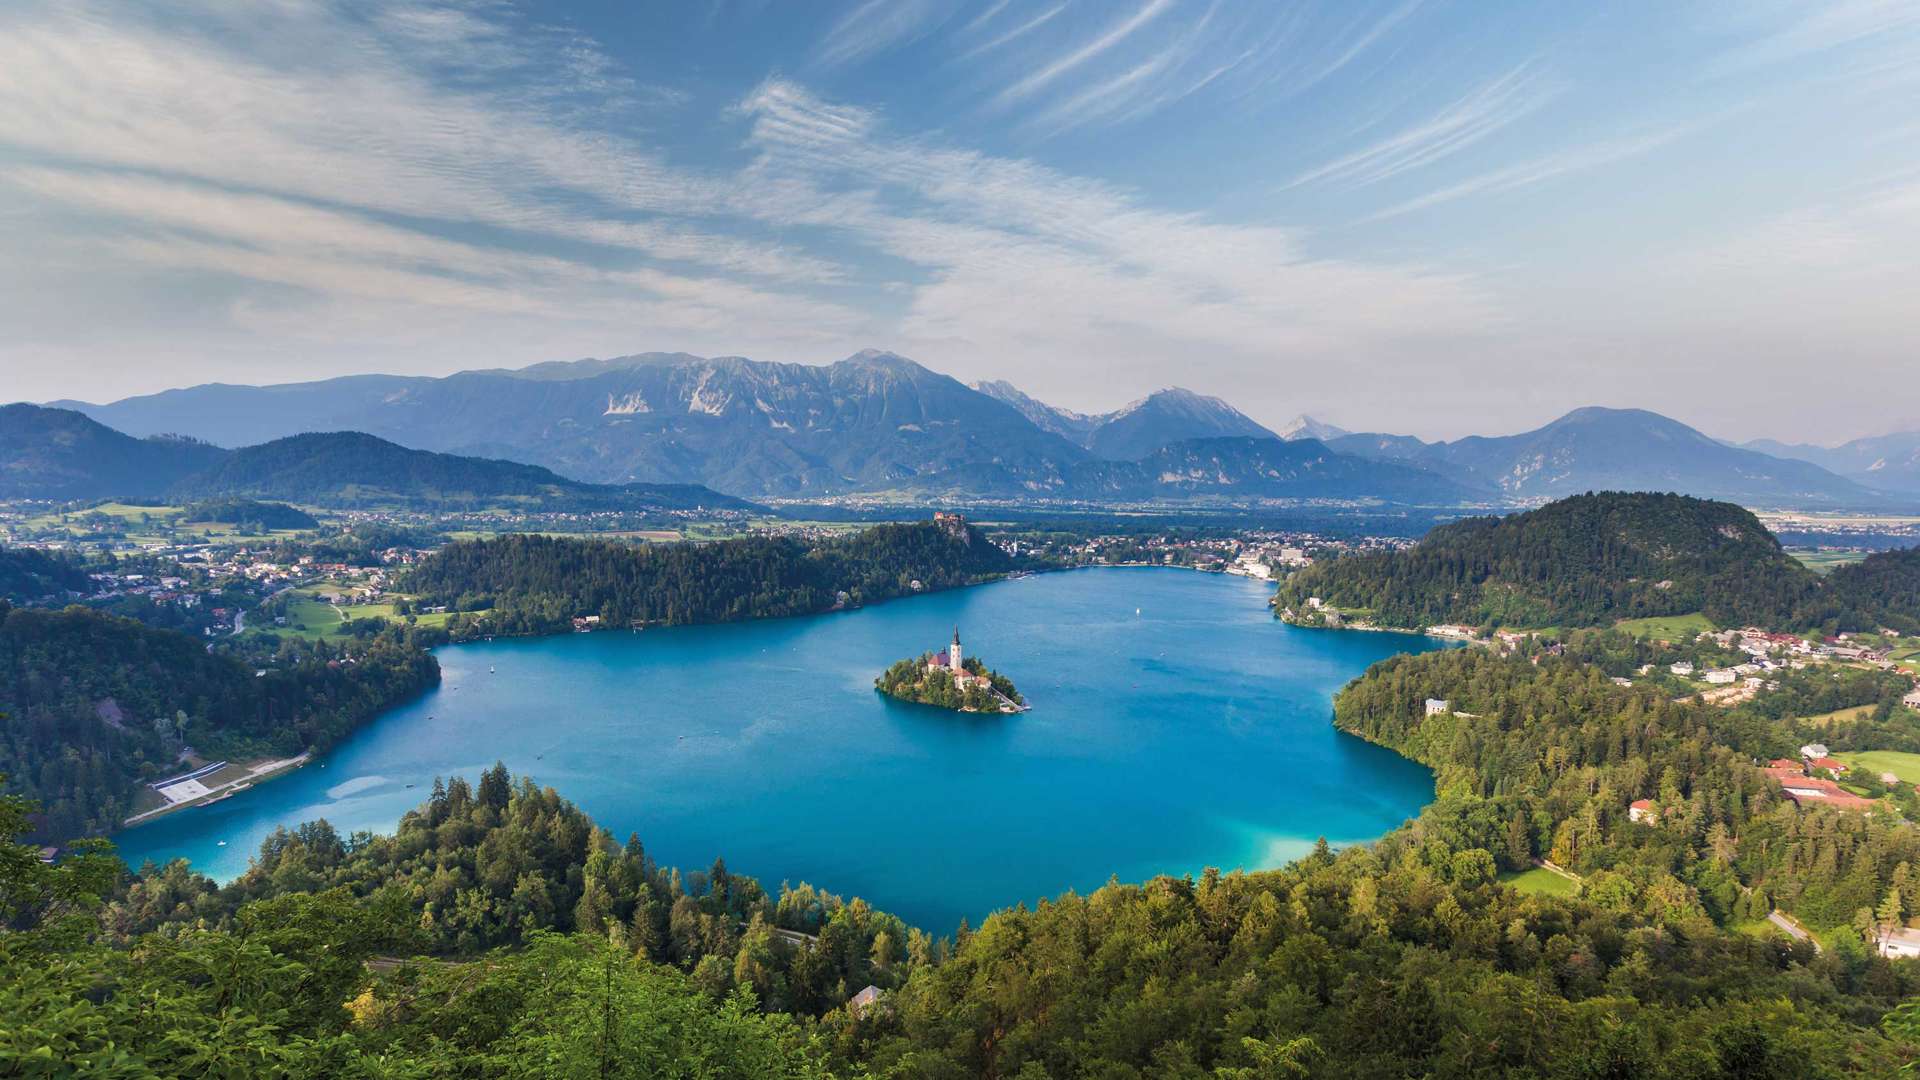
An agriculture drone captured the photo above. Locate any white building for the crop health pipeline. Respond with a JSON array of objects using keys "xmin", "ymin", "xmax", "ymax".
[
  {"xmin": 1904, "ymin": 688, "xmax": 1920, "ymax": 710},
  {"xmin": 1703, "ymin": 669, "xmax": 1738, "ymax": 685},
  {"xmin": 1425, "ymin": 698, "xmax": 1451, "ymax": 717},
  {"xmin": 1670, "ymin": 662, "xmax": 1695, "ymax": 677},
  {"xmin": 1879, "ymin": 927, "xmax": 1920, "ymax": 959}
]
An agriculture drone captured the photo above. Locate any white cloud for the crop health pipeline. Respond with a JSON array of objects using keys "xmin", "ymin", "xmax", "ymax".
[{"xmin": 733, "ymin": 79, "xmax": 1499, "ymax": 407}]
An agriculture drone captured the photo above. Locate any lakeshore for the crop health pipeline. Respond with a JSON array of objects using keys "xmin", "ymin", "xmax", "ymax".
[{"xmin": 113, "ymin": 567, "xmax": 1445, "ymax": 931}]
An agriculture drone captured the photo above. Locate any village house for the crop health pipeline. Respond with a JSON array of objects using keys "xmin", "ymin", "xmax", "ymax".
[
  {"xmin": 1763, "ymin": 759, "xmax": 1878, "ymax": 813},
  {"xmin": 1629, "ymin": 799, "xmax": 1655, "ymax": 824},
  {"xmin": 1425, "ymin": 698, "xmax": 1451, "ymax": 717},
  {"xmin": 1669, "ymin": 661, "xmax": 1695, "ymax": 677},
  {"xmin": 1904, "ymin": 688, "xmax": 1920, "ymax": 710},
  {"xmin": 848, "ymin": 985, "xmax": 883, "ymax": 1019}
]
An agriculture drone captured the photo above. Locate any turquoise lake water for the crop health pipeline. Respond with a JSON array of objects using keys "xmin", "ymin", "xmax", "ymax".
[{"xmin": 117, "ymin": 567, "xmax": 1444, "ymax": 932}]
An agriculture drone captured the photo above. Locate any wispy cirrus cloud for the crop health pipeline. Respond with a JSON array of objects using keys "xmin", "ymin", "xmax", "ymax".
[
  {"xmin": 990, "ymin": 0, "xmax": 1176, "ymax": 107},
  {"xmin": 1289, "ymin": 64, "xmax": 1560, "ymax": 188},
  {"xmin": 1359, "ymin": 124, "xmax": 1693, "ymax": 222},
  {"xmin": 735, "ymin": 78, "xmax": 1498, "ymax": 385},
  {"xmin": 955, "ymin": 1, "xmax": 1068, "ymax": 61},
  {"xmin": 814, "ymin": 0, "xmax": 957, "ymax": 68}
]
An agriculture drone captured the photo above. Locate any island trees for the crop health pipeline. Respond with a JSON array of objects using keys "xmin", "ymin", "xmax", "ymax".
[{"xmin": 874, "ymin": 654, "xmax": 1024, "ymax": 713}]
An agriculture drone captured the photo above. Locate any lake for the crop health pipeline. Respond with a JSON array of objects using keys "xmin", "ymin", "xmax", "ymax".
[{"xmin": 117, "ymin": 567, "xmax": 1444, "ymax": 931}]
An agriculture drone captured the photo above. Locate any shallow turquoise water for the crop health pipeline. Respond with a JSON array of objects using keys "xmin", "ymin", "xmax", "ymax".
[{"xmin": 117, "ymin": 568, "xmax": 1443, "ymax": 931}]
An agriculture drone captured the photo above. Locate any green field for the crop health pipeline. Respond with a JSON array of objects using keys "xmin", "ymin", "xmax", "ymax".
[
  {"xmin": 18, "ymin": 501, "xmax": 305, "ymax": 546},
  {"xmin": 1499, "ymin": 867, "xmax": 1579, "ymax": 897},
  {"xmin": 1615, "ymin": 612, "xmax": 1714, "ymax": 641},
  {"xmin": 1836, "ymin": 750, "xmax": 1920, "ymax": 785},
  {"xmin": 1801, "ymin": 704, "xmax": 1877, "ymax": 727},
  {"xmin": 1789, "ymin": 549, "xmax": 1870, "ymax": 574},
  {"xmin": 272, "ymin": 588, "xmax": 461, "ymax": 639}
]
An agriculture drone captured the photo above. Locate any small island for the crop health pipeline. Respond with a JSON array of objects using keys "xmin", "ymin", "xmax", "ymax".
[{"xmin": 876, "ymin": 628, "xmax": 1028, "ymax": 713}]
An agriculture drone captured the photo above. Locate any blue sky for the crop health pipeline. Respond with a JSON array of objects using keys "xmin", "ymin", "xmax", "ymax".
[{"xmin": 1, "ymin": 0, "xmax": 1916, "ymax": 441}]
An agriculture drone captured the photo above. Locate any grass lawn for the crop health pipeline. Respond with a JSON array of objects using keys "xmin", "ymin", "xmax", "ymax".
[
  {"xmin": 1836, "ymin": 750, "xmax": 1920, "ymax": 785},
  {"xmin": 1499, "ymin": 868, "xmax": 1579, "ymax": 897},
  {"xmin": 1615, "ymin": 613, "xmax": 1714, "ymax": 641}
]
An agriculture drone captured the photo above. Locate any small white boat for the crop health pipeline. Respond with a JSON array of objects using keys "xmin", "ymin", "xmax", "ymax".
[
  {"xmin": 489, "ymin": 666, "xmax": 495, "ymax": 673},
  {"xmin": 1135, "ymin": 608, "xmax": 1141, "ymax": 615},
  {"xmin": 216, "ymin": 840, "xmax": 227, "ymax": 847}
]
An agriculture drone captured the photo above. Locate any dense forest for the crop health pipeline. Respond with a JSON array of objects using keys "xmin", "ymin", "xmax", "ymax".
[
  {"xmin": 0, "ymin": 546, "xmax": 91, "ymax": 602},
  {"xmin": 874, "ymin": 654, "xmax": 1025, "ymax": 712},
  {"xmin": 6, "ymin": 755, "xmax": 1913, "ymax": 1076},
  {"xmin": 1275, "ymin": 491, "xmax": 1914, "ymax": 632},
  {"xmin": 0, "ymin": 603, "xmax": 438, "ymax": 842},
  {"xmin": 405, "ymin": 519, "xmax": 1017, "ymax": 635}
]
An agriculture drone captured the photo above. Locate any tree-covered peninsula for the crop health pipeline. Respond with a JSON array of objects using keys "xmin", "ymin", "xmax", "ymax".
[
  {"xmin": 404, "ymin": 516, "xmax": 1017, "ymax": 636},
  {"xmin": 875, "ymin": 632, "xmax": 1025, "ymax": 713},
  {"xmin": 1275, "ymin": 491, "xmax": 1917, "ymax": 633}
]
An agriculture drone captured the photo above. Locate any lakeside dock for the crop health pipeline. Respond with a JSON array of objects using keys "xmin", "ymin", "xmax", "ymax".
[{"xmin": 123, "ymin": 751, "xmax": 313, "ymax": 827}]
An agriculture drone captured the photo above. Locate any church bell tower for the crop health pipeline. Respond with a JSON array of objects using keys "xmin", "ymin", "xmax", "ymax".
[{"xmin": 950, "ymin": 627, "xmax": 963, "ymax": 671}]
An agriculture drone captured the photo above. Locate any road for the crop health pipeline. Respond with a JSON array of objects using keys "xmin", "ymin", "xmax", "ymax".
[{"xmin": 1767, "ymin": 910, "xmax": 1822, "ymax": 953}]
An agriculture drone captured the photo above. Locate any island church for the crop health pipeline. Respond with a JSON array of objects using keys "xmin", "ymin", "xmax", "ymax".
[{"xmin": 925, "ymin": 628, "xmax": 988, "ymax": 690}]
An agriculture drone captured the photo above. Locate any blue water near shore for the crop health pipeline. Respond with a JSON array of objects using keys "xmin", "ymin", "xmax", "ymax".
[{"xmin": 117, "ymin": 568, "xmax": 1444, "ymax": 932}]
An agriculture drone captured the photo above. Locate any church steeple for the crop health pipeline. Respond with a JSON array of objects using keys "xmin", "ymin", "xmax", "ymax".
[{"xmin": 949, "ymin": 627, "xmax": 963, "ymax": 671}]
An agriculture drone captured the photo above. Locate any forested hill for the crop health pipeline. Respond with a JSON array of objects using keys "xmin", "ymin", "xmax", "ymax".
[
  {"xmin": 178, "ymin": 497, "xmax": 318, "ymax": 530},
  {"xmin": 1275, "ymin": 491, "xmax": 1829, "ymax": 630},
  {"xmin": 0, "ymin": 603, "xmax": 437, "ymax": 842},
  {"xmin": 1332, "ymin": 636, "xmax": 1920, "ymax": 934},
  {"xmin": 1822, "ymin": 546, "xmax": 1920, "ymax": 635},
  {"xmin": 0, "ymin": 403, "xmax": 226, "ymax": 501},
  {"xmin": 167, "ymin": 431, "xmax": 748, "ymax": 511},
  {"xmin": 0, "ymin": 546, "xmax": 92, "ymax": 602},
  {"xmin": 404, "ymin": 519, "xmax": 1016, "ymax": 634}
]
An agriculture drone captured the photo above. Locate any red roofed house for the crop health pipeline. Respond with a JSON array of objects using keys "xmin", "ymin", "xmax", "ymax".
[
  {"xmin": 1629, "ymin": 799, "xmax": 1655, "ymax": 825},
  {"xmin": 1808, "ymin": 756, "xmax": 1848, "ymax": 776}
]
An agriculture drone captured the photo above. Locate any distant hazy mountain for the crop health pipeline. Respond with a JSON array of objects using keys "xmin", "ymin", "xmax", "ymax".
[
  {"xmin": 54, "ymin": 354, "xmax": 1883, "ymax": 508},
  {"xmin": 73, "ymin": 351, "xmax": 1089, "ymax": 498},
  {"xmin": 0, "ymin": 403, "xmax": 227, "ymax": 500},
  {"xmin": 1276, "ymin": 415, "xmax": 1350, "ymax": 442},
  {"xmin": 168, "ymin": 431, "xmax": 749, "ymax": 510},
  {"xmin": 971, "ymin": 379, "xmax": 1099, "ymax": 443},
  {"xmin": 1328, "ymin": 407, "xmax": 1884, "ymax": 507},
  {"xmin": 1742, "ymin": 430, "xmax": 1920, "ymax": 495},
  {"xmin": 1065, "ymin": 436, "xmax": 1482, "ymax": 504},
  {"xmin": 1082, "ymin": 388, "xmax": 1280, "ymax": 461},
  {"xmin": 972, "ymin": 380, "xmax": 1280, "ymax": 460}
]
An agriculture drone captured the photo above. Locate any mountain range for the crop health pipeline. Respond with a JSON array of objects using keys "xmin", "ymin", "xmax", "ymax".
[
  {"xmin": 0, "ymin": 404, "xmax": 746, "ymax": 510},
  {"xmin": 1326, "ymin": 407, "xmax": 1882, "ymax": 507},
  {"xmin": 1741, "ymin": 430, "xmax": 1920, "ymax": 495},
  {"xmin": 36, "ymin": 349, "xmax": 1908, "ymax": 509}
]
